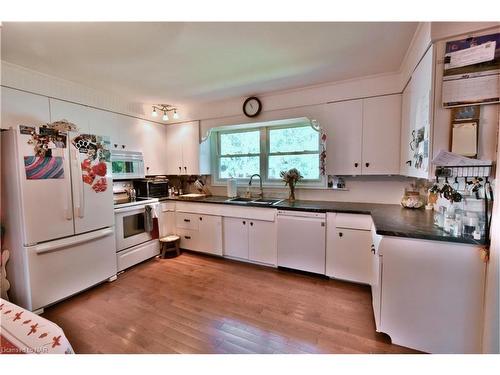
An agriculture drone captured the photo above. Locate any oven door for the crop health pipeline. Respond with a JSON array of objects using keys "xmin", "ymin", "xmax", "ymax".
[{"xmin": 114, "ymin": 205, "xmax": 153, "ymax": 251}]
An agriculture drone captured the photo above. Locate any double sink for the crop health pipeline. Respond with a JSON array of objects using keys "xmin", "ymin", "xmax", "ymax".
[{"xmin": 225, "ymin": 197, "xmax": 283, "ymax": 206}]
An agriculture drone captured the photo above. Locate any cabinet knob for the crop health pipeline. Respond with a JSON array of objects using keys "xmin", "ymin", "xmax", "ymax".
[
  {"xmin": 184, "ymin": 236, "xmax": 191, "ymax": 240},
  {"xmin": 178, "ymin": 166, "xmax": 182, "ymax": 173},
  {"xmin": 365, "ymin": 162, "xmax": 370, "ymax": 167},
  {"xmin": 114, "ymin": 144, "xmax": 118, "ymax": 148},
  {"xmin": 243, "ymin": 220, "xmax": 246, "ymax": 225},
  {"xmin": 354, "ymin": 162, "xmax": 359, "ymax": 168},
  {"xmin": 250, "ymin": 222, "xmax": 253, "ymax": 226},
  {"xmin": 121, "ymin": 144, "xmax": 126, "ymax": 149},
  {"xmin": 199, "ymin": 217, "xmax": 203, "ymax": 221},
  {"xmin": 339, "ymin": 232, "xmax": 343, "ymax": 237},
  {"xmin": 184, "ymin": 219, "xmax": 190, "ymax": 222},
  {"xmin": 184, "ymin": 166, "xmax": 187, "ymax": 173}
]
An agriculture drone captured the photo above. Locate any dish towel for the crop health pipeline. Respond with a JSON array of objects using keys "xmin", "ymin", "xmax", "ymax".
[{"xmin": 144, "ymin": 204, "xmax": 156, "ymax": 233}]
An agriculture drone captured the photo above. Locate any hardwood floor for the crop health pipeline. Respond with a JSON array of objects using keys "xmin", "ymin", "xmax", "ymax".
[{"xmin": 42, "ymin": 252, "xmax": 420, "ymax": 354}]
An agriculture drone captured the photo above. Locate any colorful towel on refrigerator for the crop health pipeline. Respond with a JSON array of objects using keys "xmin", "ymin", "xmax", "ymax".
[{"xmin": 23, "ymin": 156, "xmax": 64, "ymax": 179}]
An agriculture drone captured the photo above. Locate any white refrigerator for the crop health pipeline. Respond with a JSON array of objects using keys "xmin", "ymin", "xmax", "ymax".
[{"xmin": 1, "ymin": 125, "xmax": 117, "ymax": 312}]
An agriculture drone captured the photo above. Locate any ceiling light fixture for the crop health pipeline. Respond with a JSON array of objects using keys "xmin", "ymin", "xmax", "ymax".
[{"xmin": 151, "ymin": 104, "xmax": 179, "ymax": 122}]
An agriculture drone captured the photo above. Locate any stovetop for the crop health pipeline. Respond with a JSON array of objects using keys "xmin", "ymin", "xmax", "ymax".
[{"xmin": 113, "ymin": 197, "xmax": 160, "ymax": 209}]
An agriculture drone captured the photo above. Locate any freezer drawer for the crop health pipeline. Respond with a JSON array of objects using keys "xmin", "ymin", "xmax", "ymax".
[{"xmin": 26, "ymin": 228, "xmax": 117, "ymax": 311}]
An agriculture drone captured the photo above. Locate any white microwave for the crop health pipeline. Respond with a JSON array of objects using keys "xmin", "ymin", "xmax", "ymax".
[{"xmin": 111, "ymin": 150, "xmax": 145, "ymax": 179}]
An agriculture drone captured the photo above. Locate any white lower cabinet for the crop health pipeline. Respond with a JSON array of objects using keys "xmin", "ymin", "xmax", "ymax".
[
  {"xmin": 377, "ymin": 236, "xmax": 485, "ymax": 353},
  {"xmin": 248, "ymin": 220, "xmax": 277, "ymax": 265},
  {"xmin": 175, "ymin": 211, "xmax": 222, "ymax": 256},
  {"xmin": 223, "ymin": 217, "xmax": 277, "ymax": 266},
  {"xmin": 223, "ymin": 217, "xmax": 249, "ymax": 259},
  {"xmin": 326, "ymin": 213, "xmax": 373, "ymax": 284}
]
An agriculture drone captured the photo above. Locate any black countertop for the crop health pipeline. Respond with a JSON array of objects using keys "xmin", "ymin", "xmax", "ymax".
[{"xmin": 163, "ymin": 196, "xmax": 487, "ymax": 245}]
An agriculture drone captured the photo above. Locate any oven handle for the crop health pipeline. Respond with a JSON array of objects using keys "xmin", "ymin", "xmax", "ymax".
[{"xmin": 114, "ymin": 203, "xmax": 159, "ymax": 214}]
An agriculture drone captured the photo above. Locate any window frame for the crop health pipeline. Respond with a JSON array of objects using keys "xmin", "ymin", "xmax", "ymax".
[{"xmin": 211, "ymin": 121, "xmax": 325, "ymax": 188}]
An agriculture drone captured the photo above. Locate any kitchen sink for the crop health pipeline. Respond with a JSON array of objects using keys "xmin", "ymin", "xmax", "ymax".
[
  {"xmin": 225, "ymin": 197, "xmax": 283, "ymax": 206},
  {"xmin": 251, "ymin": 198, "xmax": 283, "ymax": 205},
  {"xmin": 226, "ymin": 197, "xmax": 254, "ymax": 202}
]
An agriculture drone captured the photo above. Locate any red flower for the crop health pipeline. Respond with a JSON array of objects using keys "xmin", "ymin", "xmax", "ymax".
[
  {"xmin": 92, "ymin": 161, "xmax": 107, "ymax": 177},
  {"xmin": 92, "ymin": 178, "xmax": 107, "ymax": 193},
  {"xmin": 82, "ymin": 174, "xmax": 95, "ymax": 185},
  {"xmin": 81, "ymin": 159, "xmax": 91, "ymax": 172}
]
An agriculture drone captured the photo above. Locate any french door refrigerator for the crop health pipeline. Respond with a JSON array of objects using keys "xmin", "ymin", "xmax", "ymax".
[{"xmin": 1, "ymin": 125, "xmax": 117, "ymax": 312}]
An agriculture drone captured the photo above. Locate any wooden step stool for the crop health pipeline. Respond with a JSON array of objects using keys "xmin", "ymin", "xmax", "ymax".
[{"xmin": 159, "ymin": 235, "xmax": 181, "ymax": 258}]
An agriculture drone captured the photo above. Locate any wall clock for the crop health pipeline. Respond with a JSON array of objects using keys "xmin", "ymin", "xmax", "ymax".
[{"xmin": 243, "ymin": 96, "xmax": 262, "ymax": 118}]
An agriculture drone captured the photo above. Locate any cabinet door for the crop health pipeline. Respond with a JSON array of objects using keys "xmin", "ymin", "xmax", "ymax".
[
  {"xmin": 180, "ymin": 121, "xmax": 200, "ymax": 175},
  {"xmin": 324, "ymin": 100, "xmax": 363, "ymax": 175},
  {"xmin": 165, "ymin": 124, "xmax": 184, "ymax": 175},
  {"xmin": 362, "ymin": 94, "xmax": 401, "ymax": 175},
  {"xmin": 49, "ymin": 99, "xmax": 90, "ymax": 133},
  {"xmin": 248, "ymin": 220, "xmax": 277, "ymax": 265},
  {"xmin": 223, "ymin": 217, "xmax": 249, "ymax": 259},
  {"xmin": 198, "ymin": 215, "xmax": 223, "ymax": 255},
  {"xmin": 399, "ymin": 82, "xmax": 412, "ymax": 175},
  {"xmin": 327, "ymin": 228, "xmax": 372, "ymax": 284},
  {"xmin": 139, "ymin": 119, "xmax": 167, "ymax": 175},
  {"xmin": 405, "ymin": 47, "xmax": 433, "ymax": 179},
  {"xmin": 1, "ymin": 87, "xmax": 50, "ymax": 129},
  {"xmin": 87, "ymin": 108, "xmax": 120, "ymax": 144},
  {"xmin": 159, "ymin": 211, "xmax": 175, "ymax": 238}
]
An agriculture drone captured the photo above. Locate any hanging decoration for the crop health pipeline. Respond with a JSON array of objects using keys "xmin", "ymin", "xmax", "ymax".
[{"xmin": 72, "ymin": 134, "xmax": 111, "ymax": 193}]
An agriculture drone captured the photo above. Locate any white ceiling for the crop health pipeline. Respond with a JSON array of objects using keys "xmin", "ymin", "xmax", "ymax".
[{"xmin": 1, "ymin": 22, "xmax": 418, "ymax": 106}]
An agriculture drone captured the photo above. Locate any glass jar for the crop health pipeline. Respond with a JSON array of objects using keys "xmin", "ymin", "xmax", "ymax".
[{"xmin": 401, "ymin": 190, "xmax": 424, "ymax": 209}]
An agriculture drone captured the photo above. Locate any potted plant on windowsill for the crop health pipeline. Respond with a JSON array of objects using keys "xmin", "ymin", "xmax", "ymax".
[{"xmin": 280, "ymin": 168, "xmax": 303, "ymax": 202}]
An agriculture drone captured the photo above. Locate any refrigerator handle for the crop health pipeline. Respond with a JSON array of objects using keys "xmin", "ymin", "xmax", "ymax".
[
  {"xmin": 64, "ymin": 153, "xmax": 73, "ymax": 221},
  {"xmin": 72, "ymin": 149, "xmax": 85, "ymax": 218}
]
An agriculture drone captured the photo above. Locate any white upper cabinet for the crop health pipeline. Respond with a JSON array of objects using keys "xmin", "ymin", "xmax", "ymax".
[
  {"xmin": 165, "ymin": 121, "xmax": 200, "ymax": 175},
  {"xmin": 49, "ymin": 99, "xmax": 90, "ymax": 133},
  {"xmin": 1, "ymin": 87, "xmax": 50, "ymax": 128},
  {"xmin": 362, "ymin": 94, "xmax": 401, "ymax": 175},
  {"xmin": 139, "ymin": 119, "xmax": 168, "ymax": 176},
  {"xmin": 400, "ymin": 47, "xmax": 434, "ymax": 179},
  {"xmin": 87, "ymin": 108, "xmax": 120, "ymax": 142},
  {"xmin": 324, "ymin": 99, "xmax": 363, "ymax": 175},
  {"xmin": 324, "ymin": 95, "xmax": 401, "ymax": 176}
]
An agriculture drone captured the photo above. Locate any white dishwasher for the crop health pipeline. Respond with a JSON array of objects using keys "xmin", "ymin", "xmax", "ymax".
[{"xmin": 277, "ymin": 210, "xmax": 326, "ymax": 274}]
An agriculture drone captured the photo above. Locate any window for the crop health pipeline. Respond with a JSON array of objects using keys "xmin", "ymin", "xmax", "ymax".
[{"xmin": 213, "ymin": 120, "xmax": 322, "ymax": 185}]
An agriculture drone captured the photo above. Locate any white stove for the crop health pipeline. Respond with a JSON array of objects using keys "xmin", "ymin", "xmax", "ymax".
[{"xmin": 113, "ymin": 193, "xmax": 160, "ymax": 272}]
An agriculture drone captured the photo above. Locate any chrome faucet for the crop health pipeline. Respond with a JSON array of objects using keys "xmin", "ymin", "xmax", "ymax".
[{"xmin": 247, "ymin": 174, "xmax": 264, "ymax": 198}]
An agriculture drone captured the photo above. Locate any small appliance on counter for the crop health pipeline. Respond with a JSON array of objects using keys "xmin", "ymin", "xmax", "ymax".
[{"xmin": 134, "ymin": 176, "xmax": 169, "ymax": 199}]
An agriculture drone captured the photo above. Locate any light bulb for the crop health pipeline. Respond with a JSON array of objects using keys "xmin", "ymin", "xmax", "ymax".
[
  {"xmin": 162, "ymin": 111, "xmax": 169, "ymax": 121},
  {"xmin": 173, "ymin": 110, "xmax": 179, "ymax": 120},
  {"xmin": 152, "ymin": 107, "xmax": 158, "ymax": 117}
]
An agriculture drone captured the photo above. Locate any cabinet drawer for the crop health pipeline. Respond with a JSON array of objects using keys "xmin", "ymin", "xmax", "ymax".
[
  {"xmin": 335, "ymin": 213, "xmax": 372, "ymax": 230},
  {"xmin": 177, "ymin": 228, "xmax": 199, "ymax": 250},
  {"xmin": 161, "ymin": 201, "xmax": 176, "ymax": 212},
  {"xmin": 117, "ymin": 241, "xmax": 160, "ymax": 272},
  {"xmin": 176, "ymin": 212, "xmax": 199, "ymax": 230}
]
